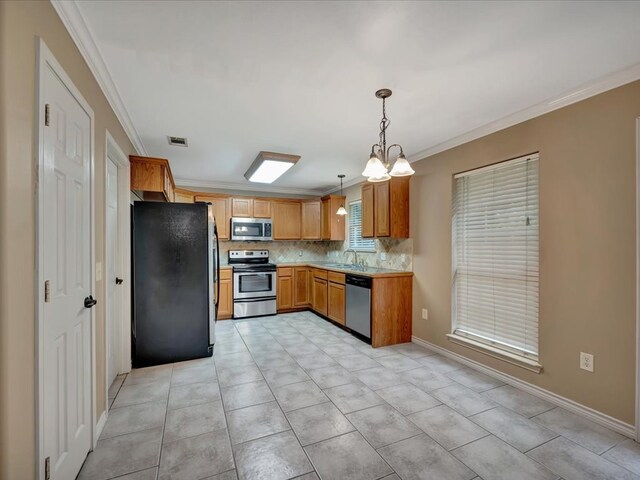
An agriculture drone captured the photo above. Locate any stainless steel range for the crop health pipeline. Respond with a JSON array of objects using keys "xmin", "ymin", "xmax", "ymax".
[{"xmin": 229, "ymin": 250, "xmax": 277, "ymax": 319}]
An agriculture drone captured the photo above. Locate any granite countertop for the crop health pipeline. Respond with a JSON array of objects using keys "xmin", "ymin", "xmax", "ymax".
[
  {"xmin": 220, "ymin": 260, "xmax": 412, "ymax": 278},
  {"xmin": 274, "ymin": 261, "xmax": 413, "ymax": 278}
]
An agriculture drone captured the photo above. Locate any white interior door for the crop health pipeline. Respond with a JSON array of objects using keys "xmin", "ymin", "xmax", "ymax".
[
  {"xmin": 42, "ymin": 63, "xmax": 93, "ymax": 480},
  {"xmin": 106, "ymin": 158, "xmax": 120, "ymax": 387}
]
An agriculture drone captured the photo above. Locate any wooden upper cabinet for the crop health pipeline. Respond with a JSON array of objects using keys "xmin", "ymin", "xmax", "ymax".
[
  {"xmin": 320, "ymin": 195, "xmax": 346, "ymax": 241},
  {"xmin": 232, "ymin": 198, "xmax": 252, "ymax": 217},
  {"xmin": 364, "ymin": 177, "xmax": 410, "ymax": 239},
  {"xmin": 388, "ymin": 177, "xmax": 410, "ymax": 238},
  {"xmin": 130, "ymin": 155, "xmax": 175, "ymax": 202},
  {"xmin": 174, "ymin": 188, "xmax": 194, "ymax": 203},
  {"xmin": 302, "ymin": 201, "xmax": 321, "ymax": 240},
  {"xmin": 272, "ymin": 201, "xmax": 302, "ymax": 240},
  {"xmin": 194, "ymin": 194, "xmax": 231, "ymax": 240},
  {"xmin": 321, "ymin": 198, "xmax": 331, "ymax": 240},
  {"xmin": 374, "ymin": 182, "xmax": 391, "ymax": 237},
  {"xmin": 253, "ymin": 199, "xmax": 271, "ymax": 218},
  {"xmin": 361, "ymin": 183, "xmax": 374, "ymax": 238},
  {"xmin": 231, "ymin": 197, "xmax": 271, "ymax": 218}
]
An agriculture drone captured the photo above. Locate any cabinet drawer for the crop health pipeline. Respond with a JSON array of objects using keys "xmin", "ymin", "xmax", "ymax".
[
  {"xmin": 328, "ymin": 271, "xmax": 345, "ymax": 285},
  {"xmin": 278, "ymin": 267, "xmax": 293, "ymax": 278},
  {"xmin": 313, "ymin": 268, "xmax": 328, "ymax": 280},
  {"xmin": 219, "ymin": 268, "xmax": 232, "ymax": 281}
]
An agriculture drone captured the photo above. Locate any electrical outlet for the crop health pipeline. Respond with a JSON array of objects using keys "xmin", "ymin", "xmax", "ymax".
[
  {"xmin": 298, "ymin": 250, "xmax": 303, "ymax": 257},
  {"xmin": 422, "ymin": 308, "xmax": 428, "ymax": 320},
  {"xmin": 580, "ymin": 352, "xmax": 594, "ymax": 372},
  {"xmin": 380, "ymin": 252, "xmax": 387, "ymax": 260}
]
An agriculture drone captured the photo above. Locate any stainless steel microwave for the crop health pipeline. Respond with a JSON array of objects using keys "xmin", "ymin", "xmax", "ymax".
[{"xmin": 230, "ymin": 217, "xmax": 273, "ymax": 241}]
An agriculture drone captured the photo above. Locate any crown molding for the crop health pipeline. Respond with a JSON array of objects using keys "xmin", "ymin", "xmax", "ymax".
[
  {"xmin": 408, "ymin": 62, "xmax": 640, "ymax": 163},
  {"xmin": 321, "ymin": 176, "xmax": 364, "ymax": 196},
  {"xmin": 50, "ymin": 0, "xmax": 147, "ymax": 156},
  {"xmin": 175, "ymin": 178, "xmax": 325, "ymax": 197}
]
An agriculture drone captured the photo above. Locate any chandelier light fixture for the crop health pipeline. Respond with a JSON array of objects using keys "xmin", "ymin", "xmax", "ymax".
[
  {"xmin": 336, "ymin": 174, "xmax": 347, "ymax": 216},
  {"xmin": 362, "ymin": 88, "xmax": 415, "ymax": 182}
]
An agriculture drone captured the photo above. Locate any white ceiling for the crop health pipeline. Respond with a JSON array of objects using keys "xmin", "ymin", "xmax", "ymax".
[{"xmin": 74, "ymin": 0, "xmax": 640, "ymax": 194}]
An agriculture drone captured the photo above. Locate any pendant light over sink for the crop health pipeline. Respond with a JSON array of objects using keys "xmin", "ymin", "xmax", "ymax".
[
  {"xmin": 336, "ymin": 174, "xmax": 347, "ymax": 216},
  {"xmin": 362, "ymin": 89, "xmax": 415, "ymax": 182}
]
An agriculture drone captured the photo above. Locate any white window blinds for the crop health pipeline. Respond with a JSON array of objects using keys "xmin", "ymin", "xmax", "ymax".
[
  {"xmin": 349, "ymin": 201, "xmax": 376, "ymax": 251},
  {"xmin": 452, "ymin": 154, "xmax": 539, "ymax": 359}
]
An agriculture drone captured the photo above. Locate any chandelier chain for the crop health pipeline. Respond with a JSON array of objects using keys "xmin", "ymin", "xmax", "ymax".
[{"xmin": 379, "ymin": 97, "xmax": 391, "ymax": 163}]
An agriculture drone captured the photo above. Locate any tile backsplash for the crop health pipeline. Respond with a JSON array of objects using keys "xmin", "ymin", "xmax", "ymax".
[
  {"xmin": 219, "ymin": 241, "xmax": 338, "ymax": 264},
  {"xmin": 219, "ymin": 238, "xmax": 412, "ymax": 271},
  {"xmin": 328, "ymin": 238, "xmax": 413, "ymax": 271}
]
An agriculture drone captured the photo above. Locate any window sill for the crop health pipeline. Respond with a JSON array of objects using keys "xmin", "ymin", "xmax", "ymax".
[{"xmin": 446, "ymin": 333, "xmax": 543, "ymax": 374}]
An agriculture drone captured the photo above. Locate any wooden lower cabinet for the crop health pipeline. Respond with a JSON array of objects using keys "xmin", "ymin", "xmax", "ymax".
[
  {"xmin": 371, "ymin": 276, "xmax": 412, "ymax": 347},
  {"xmin": 312, "ymin": 277, "xmax": 328, "ymax": 316},
  {"xmin": 294, "ymin": 267, "xmax": 311, "ymax": 306},
  {"xmin": 276, "ymin": 264, "xmax": 412, "ymax": 348},
  {"xmin": 327, "ymin": 281, "xmax": 345, "ymax": 325},
  {"xmin": 216, "ymin": 268, "xmax": 233, "ymax": 320},
  {"xmin": 277, "ymin": 275, "xmax": 293, "ymax": 311}
]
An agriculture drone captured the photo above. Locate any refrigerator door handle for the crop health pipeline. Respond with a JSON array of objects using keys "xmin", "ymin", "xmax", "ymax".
[{"xmin": 215, "ymin": 222, "xmax": 220, "ymax": 311}]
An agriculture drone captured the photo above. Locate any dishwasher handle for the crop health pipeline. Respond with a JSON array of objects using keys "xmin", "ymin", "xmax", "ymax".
[{"xmin": 345, "ymin": 274, "xmax": 372, "ymax": 289}]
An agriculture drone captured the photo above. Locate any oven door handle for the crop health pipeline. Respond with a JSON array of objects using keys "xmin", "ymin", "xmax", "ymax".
[{"xmin": 234, "ymin": 297, "xmax": 277, "ymax": 303}]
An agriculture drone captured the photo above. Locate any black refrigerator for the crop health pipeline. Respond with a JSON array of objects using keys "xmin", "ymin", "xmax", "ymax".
[{"xmin": 132, "ymin": 202, "xmax": 219, "ymax": 368}]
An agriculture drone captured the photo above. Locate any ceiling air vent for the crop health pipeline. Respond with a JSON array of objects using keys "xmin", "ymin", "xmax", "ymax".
[{"xmin": 168, "ymin": 136, "xmax": 188, "ymax": 147}]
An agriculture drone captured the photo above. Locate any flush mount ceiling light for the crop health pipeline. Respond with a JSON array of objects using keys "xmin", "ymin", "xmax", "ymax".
[
  {"xmin": 245, "ymin": 151, "xmax": 301, "ymax": 184},
  {"xmin": 336, "ymin": 174, "xmax": 347, "ymax": 216},
  {"xmin": 362, "ymin": 89, "xmax": 415, "ymax": 182}
]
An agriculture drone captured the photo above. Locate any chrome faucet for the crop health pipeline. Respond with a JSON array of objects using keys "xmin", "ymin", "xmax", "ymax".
[{"xmin": 344, "ymin": 248, "xmax": 359, "ymax": 266}]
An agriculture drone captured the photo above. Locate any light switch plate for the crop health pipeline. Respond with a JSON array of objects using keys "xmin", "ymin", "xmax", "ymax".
[
  {"xmin": 422, "ymin": 308, "xmax": 428, "ymax": 320},
  {"xmin": 580, "ymin": 352, "xmax": 594, "ymax": 372}
]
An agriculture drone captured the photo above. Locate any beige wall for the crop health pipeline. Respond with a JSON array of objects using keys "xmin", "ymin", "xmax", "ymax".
[
  {"xmin": 411, "ymin": 80, "xmax": 640, "ymax": 425},
  {"xmin": 0, "ymin": 2, "xmax": 136, "ymax": 478}
]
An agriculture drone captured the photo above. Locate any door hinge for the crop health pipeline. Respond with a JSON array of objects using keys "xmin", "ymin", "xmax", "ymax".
[
  {"xmin": 44, "ymin": 280, "xmax": 50, "ymax": 303},
  {"xmin": 45, "ymin": 104, "xmax": 50, "ymax": 126},
  {"xmin": 44, "ymin": 456, "xmax": 50, "ymax": 480}
]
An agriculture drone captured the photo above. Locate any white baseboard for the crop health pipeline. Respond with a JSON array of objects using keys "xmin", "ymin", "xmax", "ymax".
[
  {"xmin": 412, "ymin": 336, "xmax": 635, "ymax": 438},
  {"xmin": 94, "ymin": 410, "xmax": 108, "ymax": 446}
]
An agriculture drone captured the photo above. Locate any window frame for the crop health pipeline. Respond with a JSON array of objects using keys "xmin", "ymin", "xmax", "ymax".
[
  {"xmin": 450, "ymin": 153, "xmax": 542, "ymax": 373},
  {"xmin": 348, "ymin": 200, "xmax": 376, "ymax": 252}
]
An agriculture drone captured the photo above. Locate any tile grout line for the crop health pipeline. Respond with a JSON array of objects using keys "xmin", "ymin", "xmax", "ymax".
[
  {"xmin": 232, "ymin": 315, "xmax": 317, "ymax": 478},
  {"xmin": 154, "ymin": 364, "xmax": 173, "ymax": 479}
]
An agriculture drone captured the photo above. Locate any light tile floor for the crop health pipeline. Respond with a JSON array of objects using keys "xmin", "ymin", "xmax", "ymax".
[{"xmin": 79, "ymin": 311, "xmax": 640, "ymax": 480}]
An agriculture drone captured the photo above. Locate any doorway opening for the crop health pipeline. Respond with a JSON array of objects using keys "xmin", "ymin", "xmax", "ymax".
[{"xmin": 104, "ymin": 131, "xmax": 131, "ymax": 408}]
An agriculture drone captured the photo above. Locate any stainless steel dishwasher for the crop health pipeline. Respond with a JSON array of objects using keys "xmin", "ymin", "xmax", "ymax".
[{"xmin": 346, "ymin": 274, "xmax": 372, "ymax": 340}]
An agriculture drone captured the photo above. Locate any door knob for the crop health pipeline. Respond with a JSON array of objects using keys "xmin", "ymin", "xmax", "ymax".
[
  {"xmin": 84, "ymin": 295, "xmax": 97, "ymax": 308},
  {"xmin": 115, "ymin": 277, "xmax": 124, "ymax": 285}
]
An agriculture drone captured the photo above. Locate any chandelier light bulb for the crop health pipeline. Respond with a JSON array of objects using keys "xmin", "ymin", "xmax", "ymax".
[
  {"xmin": 389, "ymin": 153, "xmax": 415, "ymax": 177},
  {"xmin": 362, "ymin": 153, "xmax": 387, "ymax": 178}
]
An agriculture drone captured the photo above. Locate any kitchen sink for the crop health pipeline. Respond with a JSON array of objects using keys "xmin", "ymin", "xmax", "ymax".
[{"xmin": 325, "ymin": 263, "xmax": 365, "ymax": 271}]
